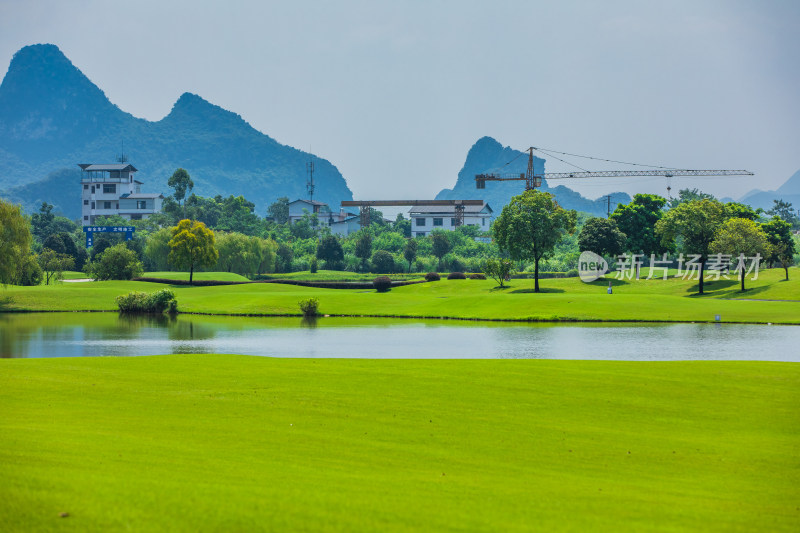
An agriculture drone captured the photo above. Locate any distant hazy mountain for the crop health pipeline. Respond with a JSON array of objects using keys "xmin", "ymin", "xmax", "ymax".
[
  {"xmin": 738, "ymin": 169, "xmax": 800, "ymax": 211},
  {"xmin": 436, "ymin": 137, "xmax": 630, "ymax": 216},
  {"xmin": 0, "ymin": 44, "xmax": 352, "ymax": 217}
]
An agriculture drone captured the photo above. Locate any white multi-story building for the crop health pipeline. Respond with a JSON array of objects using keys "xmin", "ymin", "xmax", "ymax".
[
  {"xmin": 287, "ymin": 199, "xmax": 362, "ymax": 236},
  {"xmin": 409, "ymin": 203, "xmax": 494, "ymax": 238},
  {"xmin": 79, "ymin": 163, "xmax": 164, "ymax": 225}
]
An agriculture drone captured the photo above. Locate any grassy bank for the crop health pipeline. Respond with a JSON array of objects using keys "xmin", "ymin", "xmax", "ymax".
[
  {"xmin": 0, "ymin": 356, "xmax": 797, "ymax": 532},
  {"xmin": 2, "ymin": 267, "xmax": 798, "ymax": 323}
]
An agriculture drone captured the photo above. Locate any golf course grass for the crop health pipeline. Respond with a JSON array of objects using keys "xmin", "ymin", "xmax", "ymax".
[
  {"xmin": 1, "ymin": 356, "xmax": 797, "ymax": 532},
  {"xmin": 2, "ymin": 267, "xmax": 799, "ymax": 323}
]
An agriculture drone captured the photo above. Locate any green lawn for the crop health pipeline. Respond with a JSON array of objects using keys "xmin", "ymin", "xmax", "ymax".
[
  {"xmin": 142, "ymin": 271, "xmax": 252, "ymax": 282},
  {"xmin": 0, "ymin": 356, "xmax": 797, "ymax": 532},
  {"xmin": 3, "ymin": 267, "xmax": 798, "ymax": 323}
]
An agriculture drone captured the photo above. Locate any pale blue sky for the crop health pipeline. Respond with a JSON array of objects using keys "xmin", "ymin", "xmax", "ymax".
[{"xmin": 1, "ymin": 0, "xmax": 798, "ymax": 201}]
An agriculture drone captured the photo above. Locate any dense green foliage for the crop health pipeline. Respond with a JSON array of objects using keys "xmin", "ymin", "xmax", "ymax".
[
  {"xmin": 1, "ymin": 356, "xmax": 798, "ymax": 531},
  {"xmin": 710, "ymin": 218, "xmax": 772, "ymax": 291},
  {"xmin": 577, "ymin": 217, "xmax": 626, "ymax": 257},
  {"xmin": 484, "ymin": 258, "xmax": 514, "ymax": 288},
  {"xmin": 0, "ymin": 198, "xmax": 32, "ymax": 285},
  {"xmin": 37, "ymin": 248, "xmax": 74, "ymax": 285},
  {"xmin": 86, "ymin": 243, "xmax": 144, "ymax": 281},
  {"xmin": 168, "ymin": 220, "xmax": 219, "ymax": 284},
  {"xmin": 116, "ymin": 289, "xmax": 178, "ymax": 313},
  {"xmin": 610, "ymin": 194, "xmax": 669, "ymax": 256}
]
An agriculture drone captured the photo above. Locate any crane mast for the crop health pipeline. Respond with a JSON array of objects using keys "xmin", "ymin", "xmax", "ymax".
[{"xmin": 475, "ymin": 147, "xmax": 754, "ymax": 190}]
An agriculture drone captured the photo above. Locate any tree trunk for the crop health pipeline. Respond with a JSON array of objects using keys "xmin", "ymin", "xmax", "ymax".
[
  {"xmin": 785, "ymin": 265, "xmax": 789, "ymax": 281},
  {"xmin": 189, "ymin": 264, "xmax": 194, "ymax": 285},
  {"xmin": 534, "ymin": 257, "xmax": 540, "ymax": 293},
  {"xmin": 740, "ymin": 270, "xmax": 745, "ymax": 292}
]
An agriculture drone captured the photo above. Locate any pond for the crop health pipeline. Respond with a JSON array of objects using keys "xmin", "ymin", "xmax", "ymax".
[{"xmin": 1, "ymin": 313, "xmax": 798, "ymax": 361}]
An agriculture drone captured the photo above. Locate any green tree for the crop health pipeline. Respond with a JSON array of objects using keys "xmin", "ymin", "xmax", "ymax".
[
  {"xmin": 761, "ymin": 217, "xmax": 796, "ymax": 280},
  {"xmin": 766, "ymin": 199, "xmax": 798, "ymax": 226},
  {"xmin": 43, "ymin": 232, "xmax": 86, "ymax": 270},
  {"xmin": 268, "ymin": 197, "xmax": 290, "ymax": 224},
  {"xmin": 317, "ymin": 234, "xmax": 344, "ymax": 269},
  {"xmin": 371, "ymin": 250, "xmax": 395, "ymax": 273},
  {"xmin": 484, "ymin": 258, "xmax": 514, "ymax": 288},
  {"xmin": 403, "ymin": 239, "xmax": 418, "ymax": 273},
  {"xmin": 30, "ymin": 202, "xmax": 54, "ymax": 242},
  {"xmin": 668, "ymin": 188, "xmax": 715, "ymax": 209},
  {"xmin": 253, "ymin": 237, "xmax": 277, "ymax": 275},
  {"xmin": 354, "ymin": 231, "xmax": 373, "ymax": 271},
  {"xmin": 216, "ymin": 232, "xmax": 258, "ymax": 276},
  {"xmin": 431, "ymin": 230, "xmax": 452, "ymax": 271},
  {"xmin": 724, "ymin": 202, "xmax": 759, "ymax": 221},
  {"xmin": 655, "ymin": 199, "xmax": 727, "ymax": 295},
  {"xmin": 86, "ymin": 243, "xmax": 144, "ymax": 281},
  {"xmin": 168, "ymin": 219, "xmax": 218, "ymax": 284},
  {"xmin": 710, "ymin": 218, "xmax": 771, "ymax": 291},
  {"xmin": 168, "ymin": 168, "xmax": 194, "ymax": 216},
  {"xmin": 275, "ymin": 242, "xmax": 294, "ymax": 273},
  {"xmin": 492, "ymin": 190, "xmax": 577, "ymax": 293},
  {"xmin": 577, "ymin": 217, "xmax": 626, "ymax": 257},
  {"xmin": 0, "ymin": 198, "xmax": 33, "ymax": 285},
  {"xmin": 37, "ymin": 248, "xmax": 75, "ymax": 285},
  {"xmin": 610, "ymin": 193, "xmax": 668, "ymax": 255},
  {"xmin": 144, "ymin": 227, "xmax": 174, "ymax": 271},
  {"xmin": 393, "ymin": 213, "xmax": 412, "ymax": 238}
]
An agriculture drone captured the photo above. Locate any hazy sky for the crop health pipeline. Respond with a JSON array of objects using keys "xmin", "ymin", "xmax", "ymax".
[{"xmin": 1, "ymin": 0, "xmax": 798, "ymax": 201}]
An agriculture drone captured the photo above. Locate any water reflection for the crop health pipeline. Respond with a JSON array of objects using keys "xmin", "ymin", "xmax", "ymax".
[{"xmin": 0, "ymin": 313, "xmax": 798, "ymax": 361}]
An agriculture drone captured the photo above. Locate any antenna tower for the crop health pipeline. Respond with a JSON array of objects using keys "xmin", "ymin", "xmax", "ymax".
[
  {"xmin": 306, "ymin": 156, "xmax": 315, "ymax": 202},
  {"xmin": 116, "ymin": 140, "xmax": 128, "ymax": 163}
]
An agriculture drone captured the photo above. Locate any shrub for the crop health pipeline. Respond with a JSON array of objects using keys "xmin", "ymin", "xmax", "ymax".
[
  {"xmin": 299, "ymin": 297, "xmax": 319, "ymax": 316},
  {"xmin": 447, "ymin": 271, "xmax": 467, "ymax": 280},
  {"xmin": 17, "ymin": 255, "xmax": 43, "ymax": 286},
  {"xmin": 425, "ymin": 272, "xmax": 440, "ymax": 281},
  {"xmin": 469, "ymin": 273, "xmax": 486, "ymax": 280},
  {"xmin": 87, "ymin": 243, "xmax": 144, "ymax": 280},
  {"xmin": 484, "ymin": 258, "xmax": 515, "ymax": 288},
  {"xmin": 371, "ymin": 250, "xmax": 395, "ymax": 273},
  {"xmin": 309, "ymin": 257, "xmax": 318, "ymax": 273},
  {"xmin": 445, "ymin": 254, "xmax": 466, "ymax": 273},
  {"xmin": 373, "ymin": 276, "xmax": 392, "ymax": 292},
  {"xmin": 116, "ymin": 289, "xmax": 178, "ymax": 313}
]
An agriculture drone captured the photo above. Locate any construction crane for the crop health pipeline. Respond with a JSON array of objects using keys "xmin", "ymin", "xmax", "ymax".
[{"xmin": 475, "ymin": 147, "xmax": 754, "ymax": 196}]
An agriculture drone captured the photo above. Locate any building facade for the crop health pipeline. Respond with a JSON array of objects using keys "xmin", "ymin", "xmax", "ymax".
[
  {"xmin": 409, "ymin": 203, "xmax": 494, "ymax": 238},
  {"xmin": 287, "ymin": 199, "xmax": 361, "ymax": 236},
  {"xmin": 79, "ymin": 163, "xmax": 164, "ymax": 225}
]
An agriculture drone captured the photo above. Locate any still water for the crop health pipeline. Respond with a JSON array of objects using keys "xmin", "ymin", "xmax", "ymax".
[{"xmin": 1, "ymin": 313, "xmax": 798, "ymax": 361}]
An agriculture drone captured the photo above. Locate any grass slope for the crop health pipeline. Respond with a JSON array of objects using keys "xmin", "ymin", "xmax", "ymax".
[
  {"xmin": 0, "ymin": 356, "xmax": 797, "ymax": 532},
  {"xmin": 2, "ymin": 268, "xmax": 798, "ymax": 323}
]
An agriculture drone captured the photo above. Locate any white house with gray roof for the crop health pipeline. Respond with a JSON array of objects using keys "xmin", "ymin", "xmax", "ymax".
[
  {"xmin": 79, "ymin": 163, "xmax": 164, "ymax": 225},
  {"xmin": 409, "ymin": 202, "xmax": 493, "ymax": 237}
]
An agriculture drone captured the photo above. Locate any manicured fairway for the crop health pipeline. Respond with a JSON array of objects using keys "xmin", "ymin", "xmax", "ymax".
[
  {"xmin": 2, "ymin": 267, "xmax": 799, "ymax": 323},
  {"xmin": 0, "ymin": 356, "xmax": 798, "ymax": 532}
]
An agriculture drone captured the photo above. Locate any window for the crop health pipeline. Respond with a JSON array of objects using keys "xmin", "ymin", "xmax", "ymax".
[
  {"xmin": 450, "ymin": 218, "xmax": 456, "ymax": 226},
  {"xmin": 416, "ymin": 232, "xmax": 426, "ymax": 238},
  {"xmin": 91, "ymin": 186, "xmax": 95, "ymax": 193},
  {"xmin": 83, "ymin": 216, "xmax": 88, "ymax": 221},
  {"xmin": 91, "ymin": 201, "xmax": 95, "ymax": 209},
  {"xmin": 83, "ymin": 184, "xmax": 88, "ymax": 190},
  {"xmin": 433, "ymin": 218, "xmax": 443, "ymax": 226},
  {"xmin": 103, "ymin": 201, "xmax": 112, "ymax": 209},
  {"xmin": 136, "ymin": 200, "xmax": 147, "ymax": 209},
  {"xmin": 83, "ymin": 200, "xmax": 89, "ymax": 205},
  {"xmin": 415, "ymin": 217, "xmax": 426, "ymax": 226},
  {"xmin": 482, "ymin": 218, "xmax": 486, "ymax": 226},
  {"xmin": 131, "ymin": 214, "xmax": 142, "ymax": 220},
  {"xmin": 103, "ymin": 184, "xmax": 115, "ymax": 194}
]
